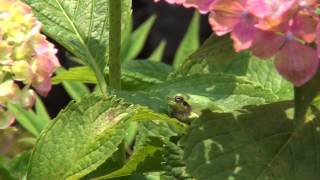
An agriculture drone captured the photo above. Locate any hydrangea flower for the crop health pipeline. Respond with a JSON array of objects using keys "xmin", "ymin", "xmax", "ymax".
[
  {"xmin": 209, "ymin": 0, "xmax": 257, "ymax": 51},
  {"xmin": 0, "ymin": 0, "xmax": 60, "ymax": 129},
  {"xmin": 155, "ymin": 0, "xmax": 320, "ymax": 87}
]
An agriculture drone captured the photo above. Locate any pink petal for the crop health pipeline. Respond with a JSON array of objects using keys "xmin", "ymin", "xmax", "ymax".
[
  {"xmin": 33, "ymin": 76, "xmax": 52, "ymax": 97},
  {"xmin": 230, "ymin": 16, "xmax": 257, "ymax": 51},
  {"xmin": 209, "ymin": 0, "xmax": 245, "ymax": 36},
  {"xmin": 247, "ymin": 0, "xmax": 296, "ymax": 19},
  {"xmin": 184, "ymin": 0, "xmax": 216, "ymax": 13},
  {"xmin": 159, "ymin": 0, "xmax": 185, "ymax": 3},
  {"xmin": 299, "ymin": 0, "xmax": 317, "ymax": 7},
  {"xmin": 34, "ymin": 35, "xmax": 60, "ymax": 77},
  {"xmin": 317, "ymin": 23, "xmax": 320, "ymax": 58},
  {"xmin": 251, "ymin": 30, "xmax": 285, "ymax": 59},
  {"xmin": 275, "ymin": 40, "xmax": 319, "ymax": 86},
  {"xmin": 291, "ymin": 11, "xmax": 317, "ymax": 43},
  {"xmin": 35, "ymin": 53, "xmax": 60, "ymax": 77}
]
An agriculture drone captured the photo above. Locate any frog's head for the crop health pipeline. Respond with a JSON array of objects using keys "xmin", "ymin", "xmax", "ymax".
[{"xmin": 167, "ymin": 95, "xmax": 191, "ymax": 113}]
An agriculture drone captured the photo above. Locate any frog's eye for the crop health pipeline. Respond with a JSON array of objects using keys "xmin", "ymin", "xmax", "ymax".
[{"xmin": 175, "ymin": 96, "xmax": 184, "ymax": 102}]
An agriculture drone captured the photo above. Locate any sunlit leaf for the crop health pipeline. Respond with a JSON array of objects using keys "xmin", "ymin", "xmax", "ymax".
[
  {"xmin": 182, "ymin": 101, "xmax": 320, "ymax": 179},
  {"xmin": 25, "ymin": 0, "xmax": 132, "ymax": 91},
  {"xmin": 173, "ymin": 12, "xmax": 200, "ymax": 69},
  {"xmin": 27, "ymin": 95, "xmax": 136, "ymax": 179}
]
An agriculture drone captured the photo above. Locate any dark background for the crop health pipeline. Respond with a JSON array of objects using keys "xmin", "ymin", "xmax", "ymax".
[{"xmin": 44, "ymin": 0, "xmax": 212, "ymax": 117}]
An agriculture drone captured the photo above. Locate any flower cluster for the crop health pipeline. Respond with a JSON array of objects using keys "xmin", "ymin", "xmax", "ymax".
[
  {"xmin": 0, "ymin": 0, "xmax": 60, "ymax": 129},
  {"xmin": 156, "ymin": 0, "xmax": 320, "ymax": 87}
]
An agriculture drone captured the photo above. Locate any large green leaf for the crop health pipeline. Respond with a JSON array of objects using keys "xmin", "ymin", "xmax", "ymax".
[
  {"xmin": 25, "ymin": 0, "xmax": 132, "ymax": 91},
  {"xmin": 205, "ymin": 52, "xmax": 293, "ymax": 100},
  {"xmin": 27, "ymin": 94, "xmax": 186, "ymax": 180},
  {"xmin": 94, "ymin": 119, "xmax": 180, "ymax": 179},
  {"xmin": 114, "ymin": 74, "xmax": 280, "ymax": 117},
  {"xmin": 161, "ymin": 139, "xmax": 193, "ymax": 180},
  {"xmin": 173, "ymin": 11, "xmax": 200, "ymax": 69},
  {"xmin": 94, "ymin": 135, "xmax": 164, "ymax": 179},
  {"xmin": 27, "ymin": 95, "xmax": 136, "ymax": 180},
  {"xmin": 119, "ymin": 60, "xmax": 173, "ymax": 90},
  {"xmin": 113, "ymin": 90, "xmax": 168, "ymax": 113},
  {"xmin": 147, "ymin": 74, "xmax": 278, "ymax": 112},
  {"xmin": 182, "ymin": 101, "xmax": 320, "ymax": 179},
  {"xmin": 171, "ymin": 36, "xmax": 293, "ymax": 100},
  {"xmin": 170, "ymin": 36, "xmax": 237, "ymax": 79},
  {"xmin": 53, "ymin": 61, "xmax": 174, "ymax": 91}
]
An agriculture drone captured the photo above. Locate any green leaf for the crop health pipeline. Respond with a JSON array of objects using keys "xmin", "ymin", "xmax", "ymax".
[
  {"xmin": 35, "ymin": 96, "xmax": 51, "ymax": 123},
  {"xmin": 6, "ymin": 152, "xmax": 31, "ymax": 179},
  {"xmin": 95, "ymin": 136, "xmax": 164, "ymax": 179},
  {"xmin": 53, "ymin": 61, "xmax": 173, "ymax": 91},
  {"xmin": 27, "ymin": 95, "xmax": 136, "ymax": 180},
  {"xmin": 173, "ymin": 12, "xmax": 200, "ymax": 69},
  {"xmin": 161, "ymin": 139, "xmax": 193, "ymax": 180},
  {"xmin": 52, "ymin": 67, "xmax": 97, "ymax": 84},
  {"xmin": 7, "ymin": 104, "xmax": 40, "ymax": 137},
  {"xmin": 0, "ymin": 167, "xmax": 14, "ymax": 180},
  {"xmin": 124, "ymin": 122, "xmax": 139, "ymax": 149},
  {"xmin": 0, "ymin": 156, "xmax": 13, "ymax": 180},
  {"xmin": 8, "ymin": 98, "xmax": 51, "ymax": 137},
  {"xmin": 149, "ymin": 40, "xmax": 167, "ymax": 62},
  {"xmin": 122, "ymin": 15, "xmax": 156, "ymax": 62},
  {"xmin": 113, "ymin": 90, "xmax": 168, "ymax": 113},
  {"xmin": 147, "ymin": 74, "xmax": 278, "ymax": 112},
  {"xmin": 120, "ymin": 60, "xmax": 173, "ymax": 90},
  {"xmin": 56, "ymin": 68, "xmax": 90, "ymax": 102},
  {"xmin": 131, "ymin": 108, "xmax": 187, "ymax": 133},
  {"xmin": 181, "ymin": 101, "xmax": 320, "ymax": 179},
  {"xmin": 62, "ymin": 80, "xmax": 91, "ymax": 101},
  {"xmin": 25, "ymin": 0, "xmax": 132, "ymax": 92},
  {"xmin": 94, "ymin": 120, "xmax": 180, "ymax": 179},
  {"xmin": 170, "ymin": 35, "xmax": 237, "ymax": 79},
  {"xmin": 202, "ymin": 52, "xmax": 293, "ymax": 100},
  {"xmin": 171, "ymin": 35, "xmax": 293, "ymax": 100}
]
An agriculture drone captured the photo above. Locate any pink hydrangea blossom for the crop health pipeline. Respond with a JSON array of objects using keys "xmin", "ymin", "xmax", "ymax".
[
  {"xmin": 0, "ymin": 0, "xmax": 60, "ymax": 128},
  {"xmin": 209, "ymin": 0, "xmax": 257, "ymax": 51},
  {"xmin": 155, "ymin": 0, "xmax": 320, "ymax": 87},
  {"xmin": 247, "ymin": 0, "xmax": 296, "ymax": 30}
]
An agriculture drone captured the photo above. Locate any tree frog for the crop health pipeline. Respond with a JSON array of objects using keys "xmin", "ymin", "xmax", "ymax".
[
  {"xmin": 167, "ymin": 95, "xmax": 199, "ymax": 123},
  {"xmin": 167, "ymin": 93, "xmax": 223, "ymax": 123}
]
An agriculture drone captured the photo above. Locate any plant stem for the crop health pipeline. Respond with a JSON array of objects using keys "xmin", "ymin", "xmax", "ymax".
[
  {"xmin": 109, "ymin": 0, "xmax": 125, "ymax": 165},
  {"xmin": 109, "ymin": 0, "xmax": 122, "ymax": 90}
]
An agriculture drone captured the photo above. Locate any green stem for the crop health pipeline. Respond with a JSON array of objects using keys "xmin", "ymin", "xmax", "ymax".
[
  {"xmin": 109, "ymin": 0, "xmax": 122, "ymax": 90},
  {"xmin": 96, "ymin": 68, "xmax": 108, "ymax": 94},
  {"xmin": 109, "ymin": 0, "xmax": 125, "ymax": 165}
]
